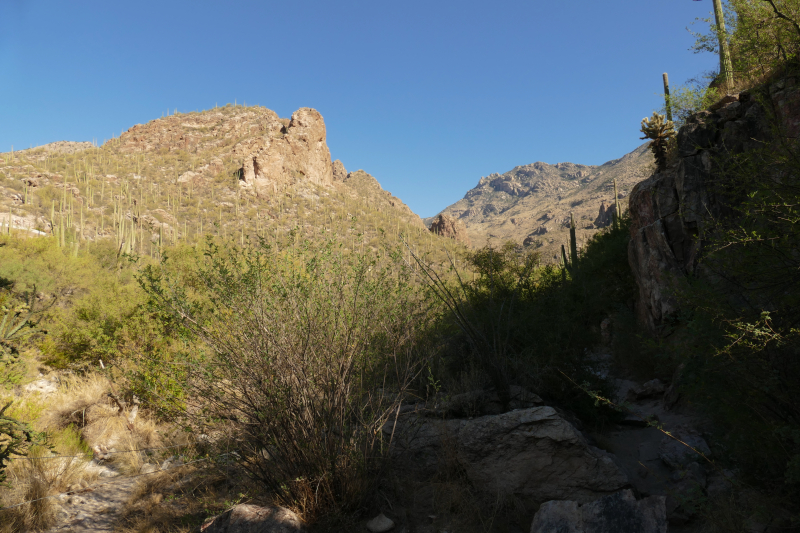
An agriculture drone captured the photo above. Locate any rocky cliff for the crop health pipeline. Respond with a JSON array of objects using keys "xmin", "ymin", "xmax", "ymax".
[{"xmin": 628, "ymin": 76, "xmax": 800, "ymax": 331}]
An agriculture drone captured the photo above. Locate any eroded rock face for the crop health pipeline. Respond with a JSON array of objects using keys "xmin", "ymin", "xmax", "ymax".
[
  {"xmin": 201, "ymin": 504, "xmax": 304, "ymax": 533},
  {"xmin": 429, "ymin": 213, "xmax": 471, "ymax": 246},
  {"xmin": 530, "ymin": 490, "xmax": 667, "ymax": 533},
  {"xmin": 235, "ymin": 107, "xmax": 334, "ymax": 197},
  {"xmin": 332, "ymin": 159, "xmax": 347, "ymax": 182},
  {"xmin": 389, "ymin": 406, "xmax": 628, "ymax": 503},
  {"xmin": 628, "ymin": 78, "xmax": 800, "ymax": 331}
]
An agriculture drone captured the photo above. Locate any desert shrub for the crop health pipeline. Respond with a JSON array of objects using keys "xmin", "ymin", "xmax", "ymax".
[
  {"xmin": 423, "ymin": 219, "xmax": 635, "ymax": 425},
  {"xmin": 132, "ymin": 234, "xmax": 432, "ymax": 522},
  {"xmin": 674, "ymin": 114, "xmax": 800, "ymax": 500}
]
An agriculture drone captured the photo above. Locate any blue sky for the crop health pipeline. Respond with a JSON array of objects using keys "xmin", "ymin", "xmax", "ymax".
[{"xmin": 1, "ymin": 1, "xmax": 719, "ymax": 217}]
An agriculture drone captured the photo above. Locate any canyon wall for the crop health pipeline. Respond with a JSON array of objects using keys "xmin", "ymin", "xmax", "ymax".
[{"xmin": 628, "ymin": 76, "xmax": 800, "ymax": 331}]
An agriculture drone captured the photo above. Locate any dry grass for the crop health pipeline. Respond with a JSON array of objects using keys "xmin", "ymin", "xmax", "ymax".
[
  {"xmin": 0, "ymin": 372, "xmax": 186, "ymax": 532},
  {"xmin": 116, "ymin": 465, "xmax": 251, "ymax": 533}
]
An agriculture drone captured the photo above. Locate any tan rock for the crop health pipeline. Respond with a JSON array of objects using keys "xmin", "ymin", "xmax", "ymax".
[
  {"xmin": 429, "ymin": 213, "xmax": 471, "ymax": 246},
  {"xmin": 237, "ymin": 107, "xmax": 333, "ymax": 197},
  {"xmin": 332, "ymin": 159, "xmax": 347, "ymax": 182}
]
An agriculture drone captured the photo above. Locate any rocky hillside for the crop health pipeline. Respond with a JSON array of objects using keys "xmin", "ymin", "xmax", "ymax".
[
  {"xmin": 431, "ymin": 143, "xmax": 655, "ymax": 261},
  {"xmin": 0, "ymin": 105, "xmax": 444, "ymax": 260},
  {"xmin": 629, "ymin": 77, "xmax": 800, "ymax": 332}
]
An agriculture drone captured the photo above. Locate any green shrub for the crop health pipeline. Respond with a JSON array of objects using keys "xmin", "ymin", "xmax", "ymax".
[
  {"xmin": 133, "ymin": 234, "xmax": 432, "ymax": 522},
  {"xmin": 423, "ymin": 219, "xmax": 635, "ymax": 426}
]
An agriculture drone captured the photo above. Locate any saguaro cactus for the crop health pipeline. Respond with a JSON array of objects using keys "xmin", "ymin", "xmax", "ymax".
[
  {"xmin": 569, "ymin": 213, "xmax": 578, "ymax": 266},
  {"xmin": 713, "ymin": 0, "xmax": 734, "ymax": 91},
  {"xmin": 613, "ymin": 179, "xmax": 622, "ymax": 230},
  {"xmin": 662, "ymin": 73, "xmax": 673, "ymax": 123}
]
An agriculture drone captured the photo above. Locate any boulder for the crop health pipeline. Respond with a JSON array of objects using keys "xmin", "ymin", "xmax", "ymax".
[
  {"xmin": 429, "ymin": 213, "xmax": 471, "ymax": 246},
  {"xmin": 659, "ymin": 428, "xmax": 711, "ymax": 469},
  {"xmin": 389, "ymin": 406, "xmax": 628, "ymax": 503},
  {"xmin": 200, "ymin": 504, "xmax": 303, "ymax": 533},
  {"xmin": 365, "ymin": 513, "xmax": 395, "ymax": 532},
  {"xmin": 529, "ymin": 490, "xmax": 667, "ymax": 533},
  {"xmin": 332, "ymin": 159, "xmax": 347, "ymax": 182}
]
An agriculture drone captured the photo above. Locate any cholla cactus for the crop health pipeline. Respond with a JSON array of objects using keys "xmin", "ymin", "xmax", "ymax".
[{"xmin": 640, "ymin": 112, "xmax": 676, "ymax": 171}]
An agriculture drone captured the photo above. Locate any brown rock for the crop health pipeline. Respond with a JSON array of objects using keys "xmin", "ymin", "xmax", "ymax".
[
  {"xmin": 332, "ymin": 159, "xmax": 347, "ymax": 182},
  {"xmin": 237, "ymin": 107, "xmax": 334, "ymax": 197},
  {"xmin": 201, "ymin": 504, "xmax": 303, "ymax": 533},
  {"xmin": 429, "ymin": 213, "xmax": 471, "ymax": 246}
]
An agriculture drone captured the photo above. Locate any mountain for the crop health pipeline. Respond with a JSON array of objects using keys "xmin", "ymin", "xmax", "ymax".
[
  {"xmin": 0, "ymin": 105, "xmax": 446, "ymax": 261},
  {"xmin": 430, "ymin": 143, "xmax": 655, "ymax": 262}
]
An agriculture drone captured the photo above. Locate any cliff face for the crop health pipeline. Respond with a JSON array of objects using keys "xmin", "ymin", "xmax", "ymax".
[
  {"xmin": 628, "ymin": 76, "xmax": 800, "ymax": 332},
  {"xmin": 235, "ymin": 107, "xmax": 333, "ymax": 197}
]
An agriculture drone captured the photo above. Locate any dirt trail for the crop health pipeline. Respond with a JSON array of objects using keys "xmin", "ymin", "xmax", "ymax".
[{"xmin": 48, "ymin": 474, "xmax": 139, "ymax": 532}]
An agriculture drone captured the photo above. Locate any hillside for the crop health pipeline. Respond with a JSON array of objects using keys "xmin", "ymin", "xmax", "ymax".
[
  {"xmin": 431, "ymin": 143, "xmax": 654, "ymax": 261},
  {"xmin": 0, "ymin": 104, "xmax": 453, "ymax": 262}
]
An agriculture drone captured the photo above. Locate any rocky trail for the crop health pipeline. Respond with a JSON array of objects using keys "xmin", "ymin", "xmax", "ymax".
[{"xmin": 19, "ymin": 345, "xmax": 722, "ymax": 533}]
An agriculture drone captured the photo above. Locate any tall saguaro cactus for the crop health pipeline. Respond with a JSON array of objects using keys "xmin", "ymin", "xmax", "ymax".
[
  {"xmin": 662, "ymin": 73, "xmax": 673, "ymax": 123},
  {"xmin": 713, "ymin": 0, "xmax": 734, "ymax": 90},
  {"xmin": 569, "ymin": 213, "xmax": 578, "ymax": 267}
]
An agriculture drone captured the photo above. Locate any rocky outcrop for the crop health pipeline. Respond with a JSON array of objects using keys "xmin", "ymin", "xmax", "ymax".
[
  {"xmin": 628, "ymin": 77, "xmax": 800, "ymax": 331},
  {"xmin": 201, "ymin": 504, "xmax": 304, "ymax": 533},
  {"xmin": 236, "ymin": 107, "xmax": 333, "ymax": 197},
  {"xmin": 429, "ymin": 213, "xmax": 471, "ymax": 246},
  {"xmin": 332, "ymin": 159, "xmax": 347, "ymax": 182},
  {"xmin": 594, "ymin": 201, "xmax": 618, "ymax": 228},
  {"xmin": 388, "ymin": 406, "xmax": 628, "ymax": 503},
  {"xmin": 530, "ymin": 490, "xmax": 667, "ymax": 533}
]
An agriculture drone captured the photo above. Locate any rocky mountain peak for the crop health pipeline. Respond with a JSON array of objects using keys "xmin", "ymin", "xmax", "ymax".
[{"xmin": 431, "ymin": 143, "xmax": 654, "ymax": 260}]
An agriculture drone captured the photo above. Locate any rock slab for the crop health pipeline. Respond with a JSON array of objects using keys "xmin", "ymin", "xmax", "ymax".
[
  {"xmin": 530, "ymin": 490, "xmax": 667, "ymax": 533},
  {"xmin": 390, "ymin": 406, "xmax": 628, "ymax": 503}
]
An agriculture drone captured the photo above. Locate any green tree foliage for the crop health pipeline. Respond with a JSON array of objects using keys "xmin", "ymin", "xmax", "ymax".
[{"xmin": 691, "ymin": 0, "xmax": 800, "ymax": 85}]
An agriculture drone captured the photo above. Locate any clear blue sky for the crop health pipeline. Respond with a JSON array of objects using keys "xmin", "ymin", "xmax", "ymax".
[{"xmin": 1, "ymin": 1, "xmax": 719, "ymax": 217}]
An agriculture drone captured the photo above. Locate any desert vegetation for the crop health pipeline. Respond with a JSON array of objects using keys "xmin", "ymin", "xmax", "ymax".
[{"xmin": 2, "ymin": 2, "xmax": 800, "ymax": 531}]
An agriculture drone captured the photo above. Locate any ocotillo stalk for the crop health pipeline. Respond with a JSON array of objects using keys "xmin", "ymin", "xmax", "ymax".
[
  {"xmin": 569, "ymin": 213, "xmax": 578, "ymax": 267},
  {"xmin": 613, "ymin": 179, "xmax": 621, "ymax": 230},
  {"xmin": 713, "ymin": 0, "xmax": 734, "ymax": 91},
  {"xmin": 662, "ymin": 73, "xmax": 673, "ymax": 123}
]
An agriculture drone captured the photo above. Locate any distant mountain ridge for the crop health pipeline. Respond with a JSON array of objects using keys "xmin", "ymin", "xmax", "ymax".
[{"xmin": 430, "ymin": 143, "xmax": 655, "ymax": 261}]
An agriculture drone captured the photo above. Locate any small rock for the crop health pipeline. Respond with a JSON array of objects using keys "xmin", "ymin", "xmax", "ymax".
[
  {"xmin": 23, "ymin": 378, "xmax": 58, "ymax": 395},
  {"xmin": 366, "ymin": 513, "xmax": 395, "ymax": 533},
  {"xmin": 659, "ymin": 429, "xmax": 711, "ymax": 469},
  {"xmin": 140, "ymin": 463, "xmax": 158, "ymax": 474},
  {"xmin": 200, "ymin": 503, "xmax": 303, "ymax": 532}
]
